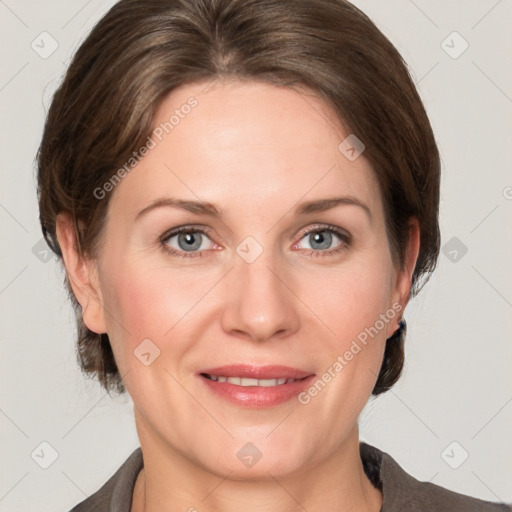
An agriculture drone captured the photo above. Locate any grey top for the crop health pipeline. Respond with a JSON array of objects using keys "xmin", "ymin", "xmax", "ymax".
[{"xmin": 69, "ymin": 443, "xmax": 511, "ymax": 512}]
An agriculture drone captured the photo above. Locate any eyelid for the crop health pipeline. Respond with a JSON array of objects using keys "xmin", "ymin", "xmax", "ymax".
[
  {"xmin": 160, "ymin": 224, "xmax": 215, "ymax": 242},
  {"xmin": 294, "ymin": 223, "xmax": 351, "ymax": 243}
]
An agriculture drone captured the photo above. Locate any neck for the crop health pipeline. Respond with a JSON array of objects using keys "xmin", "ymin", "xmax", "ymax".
[{"xmin": 131, "ymin": 416, "xmax": 382, "ymax": 512}]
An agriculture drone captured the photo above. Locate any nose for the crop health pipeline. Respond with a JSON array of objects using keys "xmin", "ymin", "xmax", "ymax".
[{"xmin": 220, "ymin": 247, "xmax": 300, "ymax": 343}]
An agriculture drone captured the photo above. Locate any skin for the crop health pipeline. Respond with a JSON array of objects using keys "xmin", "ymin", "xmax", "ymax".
[{"xmin": 56, "ymin": 78, "xmax": 420, "ymax": 512}]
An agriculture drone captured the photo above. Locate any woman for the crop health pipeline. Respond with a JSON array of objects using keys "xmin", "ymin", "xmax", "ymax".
[{"xmin": 36, "ymin": 0, "xmax": 511, "ymax": 511}]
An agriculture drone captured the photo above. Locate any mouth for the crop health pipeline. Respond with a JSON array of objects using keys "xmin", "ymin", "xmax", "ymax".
[
  {"xmin": 197, "ymin": 365, "xmax": 315, "ymax": 408},
  {"xmin": 200, "ymin": 373, "xmax": 308, "ymax": 387}
]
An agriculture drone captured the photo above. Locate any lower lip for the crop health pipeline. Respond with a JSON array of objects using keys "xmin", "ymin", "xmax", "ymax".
[{"xmin": 198, "ymin": 374, "xmax": 316, "ymax": 408}]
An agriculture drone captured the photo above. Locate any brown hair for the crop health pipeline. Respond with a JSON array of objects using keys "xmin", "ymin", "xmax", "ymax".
[{"xmin": 37, "ymin": 0, "xmax": 440, "ymax": 396}]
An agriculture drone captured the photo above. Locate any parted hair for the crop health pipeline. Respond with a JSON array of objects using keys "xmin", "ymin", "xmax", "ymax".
[{"xmin": 37, "ymin": 0, "xmax": 440, "ymax": 395}]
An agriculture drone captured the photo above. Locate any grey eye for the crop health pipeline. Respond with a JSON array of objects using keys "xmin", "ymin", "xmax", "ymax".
[
  {"xmin": 164, "ymin": 230, "xmax": 213, "ymax": 253},
  {"xmin": 307, "ymin": 231, "xmax": 334, "ymax": 250},
  {"xmin": 177, "ymin": 232, "xmax": 203, "ymax": 251}
]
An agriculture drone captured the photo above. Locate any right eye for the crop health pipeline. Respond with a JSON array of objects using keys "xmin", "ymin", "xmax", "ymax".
[{"xmin": 160, "ymin": 226, "xmax": 219, "ymax": 259}]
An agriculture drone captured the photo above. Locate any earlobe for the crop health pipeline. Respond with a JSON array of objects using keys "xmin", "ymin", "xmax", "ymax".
[{"xmin": 55, "ymin": 213, "xmax": 108, "ymax": 334}]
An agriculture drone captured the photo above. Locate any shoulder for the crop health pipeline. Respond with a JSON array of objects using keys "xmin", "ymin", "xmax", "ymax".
[
  {"xmin": 68, "ymin": 447, "xmax": 143, "ymax": 512},
  {"xmin": 360, "ymin": 442, "xmax": 512, "ymax": 512}
]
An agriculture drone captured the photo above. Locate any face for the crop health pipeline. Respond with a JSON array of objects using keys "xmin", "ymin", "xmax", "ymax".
[{"xmin": 64, "ymin": 79, "xmax": 416, "ymax": 479}]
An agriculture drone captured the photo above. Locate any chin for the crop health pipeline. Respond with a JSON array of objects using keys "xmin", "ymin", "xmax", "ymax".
[{"xmin": 194, "ymin": 431, "xmax": 318, "ymax": 480}]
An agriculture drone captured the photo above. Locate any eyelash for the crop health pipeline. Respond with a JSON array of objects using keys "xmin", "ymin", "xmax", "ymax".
[{"xmin": 159, "ymin": 224, "xmax": 351, "ymax": 260}]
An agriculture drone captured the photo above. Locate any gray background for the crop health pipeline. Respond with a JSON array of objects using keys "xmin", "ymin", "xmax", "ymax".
[{"xmin": 1, "ymin": 0, "xmax": 511, "ymax": 510}]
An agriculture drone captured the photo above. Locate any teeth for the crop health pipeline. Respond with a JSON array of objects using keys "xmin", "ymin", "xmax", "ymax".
[
  {"xmin": 205, "ymin": 374, "xmax": 297, "ymax": 387},
  {"xmin": 259, "ymin": 378, "xmax": 281, "ymax": 387},
  {"xmin": 240, "ymin": 377, "xmax": 258, "ymax": 386}
]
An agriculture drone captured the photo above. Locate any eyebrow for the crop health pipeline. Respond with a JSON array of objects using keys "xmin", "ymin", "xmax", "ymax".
[
  {"xmin": 296, "ymin": 196, "xmax": 371, "ymax": 220},
  {"xmin": 135, "ymin": 195, "xmax": 372, "ymax": 221}
]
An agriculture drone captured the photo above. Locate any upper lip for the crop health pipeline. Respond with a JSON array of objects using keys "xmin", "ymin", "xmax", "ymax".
[{"xmin": 198, "ymin": 365, "xmax": 314, "ymax": 380}]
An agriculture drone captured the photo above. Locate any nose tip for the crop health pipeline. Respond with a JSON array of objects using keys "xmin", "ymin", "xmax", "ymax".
[{"xmin": 220, "ymin": 255, "xmax": 300, "ymax": 343}]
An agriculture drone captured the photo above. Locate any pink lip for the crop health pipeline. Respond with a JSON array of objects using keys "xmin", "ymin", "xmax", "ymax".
[{"xmin": 197, "ymin": 365, "xmax": 315, "ymax": 408}]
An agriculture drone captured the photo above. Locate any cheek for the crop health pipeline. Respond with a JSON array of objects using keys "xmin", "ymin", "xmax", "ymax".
[
  {"xmin": 301, "ymin": 254, "xmax": 393, "ymax": 346},
  {"xmin": 288, "ymin": 255, "xmax": 394, "ymax": 443},
  {"xmin": 303, "ymin": 253, "xmax": 394, "ymax": 391},
  {"xmin": 99, "ymin": 258, "xmax": 212, "ymax": 372}
]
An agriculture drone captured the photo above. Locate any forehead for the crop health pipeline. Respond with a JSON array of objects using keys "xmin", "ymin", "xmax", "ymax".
[{"xmin": 108, "ymin": 79, "xmax": 383, "ymax": 221}]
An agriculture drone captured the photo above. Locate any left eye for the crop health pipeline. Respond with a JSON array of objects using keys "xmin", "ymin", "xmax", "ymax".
[{"xmin": 295, "ymin": 228, "xmax": 348, "ymax": 252}]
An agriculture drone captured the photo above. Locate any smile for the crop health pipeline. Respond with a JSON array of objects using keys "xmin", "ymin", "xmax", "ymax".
[
  {"xmin": 201, "ymin": 373, "xmax": 306, "ymax": 386},
  {"xmin": 197, "ymin": 365, "xmax": 315, "ymax": 408}
]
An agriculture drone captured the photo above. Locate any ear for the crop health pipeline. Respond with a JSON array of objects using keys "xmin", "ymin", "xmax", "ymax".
[
  {"xmin": 55, "ymin": 212, "xmax": 108, "ymax": 334},
  {"xmin": 388, "ymin": 217, "xmax": 420, "ymax": 334}
]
